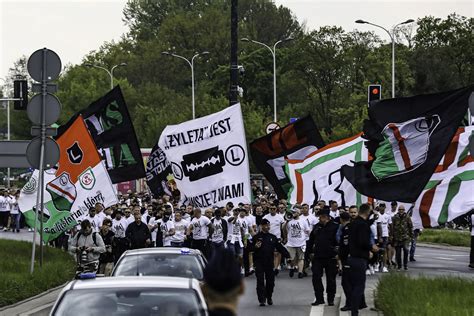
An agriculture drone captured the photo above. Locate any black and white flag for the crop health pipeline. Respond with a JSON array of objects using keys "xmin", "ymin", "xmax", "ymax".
[{"xmin": 158, "ymin": 103, "xmax": 251, "ymax": 207}]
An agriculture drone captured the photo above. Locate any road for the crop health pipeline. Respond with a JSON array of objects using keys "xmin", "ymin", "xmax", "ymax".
[{"xmin": 0, "ymin": 230, "xmax": 472, "ymax": 316}]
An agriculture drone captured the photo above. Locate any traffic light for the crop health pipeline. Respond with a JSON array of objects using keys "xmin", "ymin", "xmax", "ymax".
[
  {"xmin": 13, "ymin": 79, "xmax": 28, "ymax": 110},
  {"xmin": 368, "ymin": 84, "xmax": 382, "ymax": 104}
]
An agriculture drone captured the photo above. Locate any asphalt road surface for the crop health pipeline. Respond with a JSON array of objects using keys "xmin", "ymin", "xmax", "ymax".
[{"xmin": 1, "ymin": 230, "xmax": 472, "ymax": 316}]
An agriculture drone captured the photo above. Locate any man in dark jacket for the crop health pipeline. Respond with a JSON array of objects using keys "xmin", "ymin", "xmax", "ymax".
[
  {"xmin": 306, "ymin": 207, "xmax": 339, "ymax": 306},
  {"xmin": 348, "ymin": 203, "xmax": 377, "ymax": 316},
  {"xmin": 252, "ymin": 218, "xmax": 290, "ymax": 306},
  {"xmin": 126, "ymin": 211, "xmax": 151, "ymax": 249}
]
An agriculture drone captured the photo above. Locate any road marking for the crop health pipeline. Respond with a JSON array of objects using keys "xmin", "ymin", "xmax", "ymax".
[
  {"xmin": 434, "ymin": 257, "xmax": 456, "ymax": 261},
  {"xmin": 310, "ymin": 305, "xmax": 324, "ymax": 316}
]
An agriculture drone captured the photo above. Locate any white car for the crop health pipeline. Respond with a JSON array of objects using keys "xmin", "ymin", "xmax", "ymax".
[
  {"xmin": 49, "ymin": 276, "xmax": 208, "ymax": 315},
  {"xmin": 112, "ymin": 247, "xmax": 207, "ymax": 280}
]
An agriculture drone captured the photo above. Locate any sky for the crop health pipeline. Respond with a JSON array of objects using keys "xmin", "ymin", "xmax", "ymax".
[{"xmin": 0, "ymin": 0, "xmax": 472, "ymax": 80}]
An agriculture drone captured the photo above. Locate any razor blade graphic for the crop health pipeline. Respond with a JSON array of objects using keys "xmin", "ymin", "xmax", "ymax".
[{"xmin": 181, "ymin": 146, "xmax": 226, "ymax": 181}]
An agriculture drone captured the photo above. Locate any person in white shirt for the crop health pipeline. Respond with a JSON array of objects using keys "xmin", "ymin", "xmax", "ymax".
[
  {"xmin": 94, "ymin": 203, "xmax": 106, "ymax": 224},
  {"xmin": 83, "ymin": 207, "xmax": 103, "ymax": 233},
  {"xmin": 210, "ymin": 208, "xmax": 228, "ymax": 256},
  {"xmin": 283, "ymin": 207, "xmax": 310, "ymax": 278},
  {"xmin": 171, "ymin": 211, "xmax": 189, "ymax": 247},
  {"xmin": 9, "ymin": 192, "xmax": 21, "ymax": 233},
  {"xmin": 188, "ymin": 208, "xmax": 213, "ymax": 258},
  {"xmin": 156, "ymin": 210, "xmax": 175, "ymax": 247},
  {"xmin": 376, "ymin": 203, "xmax": 391, "ymax": 272},
  {"xmin": 301, "ymin": 203, "xmax": 319, "ymax": 276},
  {"xmin": 263, "ymin": 204, "xmax": 285, "ymax": 275},
  {"xmin": 329, "ymin": 201, "xmax": 340, "ymax": 220},
  {"xmin": 0, "ymin": 190, "xmax": 12, "ymax": 231},
  {"xmin": 124, "ymin": 207, "xmax": 135, "ymax": 225},
  {"xmin": 226, "ymin": 208, "xmax": 245, "ymax": 268}
]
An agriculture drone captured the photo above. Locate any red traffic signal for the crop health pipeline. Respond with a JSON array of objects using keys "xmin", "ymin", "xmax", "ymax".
[{"xmin": 368, "ymin": 84, "xmax": 382, "ymax": 105}]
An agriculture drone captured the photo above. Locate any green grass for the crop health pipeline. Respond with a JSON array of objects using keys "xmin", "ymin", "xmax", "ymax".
[
  {"xmin": 418, "ymin": 229, "xmax": 471, "ymax": 247},
  {"xmin": 375, "ymin": 273, "xmax": 474, "ymax": 316},
  {"xmin": 0, "ymin": 239, "xmax": 76, "ymax": 307}
]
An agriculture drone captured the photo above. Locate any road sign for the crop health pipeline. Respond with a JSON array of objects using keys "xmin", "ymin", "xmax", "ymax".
[
  {"xmin": 27, "ymin": 48, "xmax": 62, "ymax": 82},
  {"xmin": 290, "ymin": 117, "xmax": 299, "ymax": 123},
  {"xmin": 27, "ymin": 93, "xmax": 61, "ymax": 125},
  {"xmin": 266, "ymin": 122, "xmax": 280, "ymax": 134},
  {"xmin": 0, "ymin": 141, "xmax": 31, "ymax": 168},
  {"xmin": 26, "ymin": 137, "xmax": 60, "ymax": 169}
]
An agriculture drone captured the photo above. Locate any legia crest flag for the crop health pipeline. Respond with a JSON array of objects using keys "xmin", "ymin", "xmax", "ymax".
[
  {"xmin": 57, "ymin": 86, "xmax": 145, "ymax": 183},
  {"xmin": 250, "ymin": 116, "xmax": 325, "ymax": 199},
  {"xmin": 286, "ymin": 134, "xmax": 369, "ymax": 207},
  {"xmin": 412, "ymin": 127, "xmax": 474, "ymax": 228},
  {"xmin": 158, "ymin": 103, "xmax": 251, "ymax": 207},
  {"xmin": 19, "ymin": 116, "xmax": 118, "ymax": 242},
  {"xmin": 341, "ymin": 86, "xmax": 473, "ymax": 203}
]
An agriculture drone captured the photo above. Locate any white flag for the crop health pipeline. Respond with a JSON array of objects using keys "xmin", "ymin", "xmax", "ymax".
[{"xmin": 159, "ymin": 103, "xmax": 251, "ymax": 207}]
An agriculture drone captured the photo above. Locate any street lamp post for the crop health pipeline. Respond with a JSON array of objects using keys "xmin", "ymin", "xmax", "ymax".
[
  {"xmin": 0, "ymin": 78, "xmax": 11, "ymax": 188},
  {"xmin": 241, "ymin": 37, "xmax": 293, "ymax": 123},
  {"xmin": 355, "ymin": 19, "xmax": 414, "ymax": 98},
  {"xmin": 85, "ymin": 62, "xmax": 127, "ymax": 90},
  {"xmin": 161, "ymin": 51, "xmax": 209, "ymax": 120}
]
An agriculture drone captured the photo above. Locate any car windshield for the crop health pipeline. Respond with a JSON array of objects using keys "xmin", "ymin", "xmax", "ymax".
[
  {"xmin": 53, "ymin": 288, "xmax": 205, "ymax": 316},
  {"xmin": 113, "ymin": 254, "xmax": 204, "ymax": 280}
]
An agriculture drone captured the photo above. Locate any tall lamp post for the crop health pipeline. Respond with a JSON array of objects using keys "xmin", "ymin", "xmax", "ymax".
[
  {"xmin": 0, "ymin": 78, "xmax": 11, "ymax": 188},
  {"xmin": 161, "ymin": 51, "xmax": 209, "ymax": 120},
  {"xmin": 85, "ymin": 62, "xmax": 127, "ymax": 89},
  {"xmin": 355, "ymin": 19, "xmax": 414, "ymax": 98},
  {"xmin": 241, "ymin": 37, "xmax": 293, "ymax": 122}
]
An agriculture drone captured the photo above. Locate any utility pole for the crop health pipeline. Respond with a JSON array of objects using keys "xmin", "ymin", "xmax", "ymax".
[{"xmin": 229, "ymin": 0, "xmax": 239, "ymax": 105}]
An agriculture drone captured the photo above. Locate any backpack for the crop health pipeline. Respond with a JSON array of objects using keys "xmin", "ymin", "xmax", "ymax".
[{"xmin": 76, "ymin": 231, "xmax": 98, "ymax": 247}]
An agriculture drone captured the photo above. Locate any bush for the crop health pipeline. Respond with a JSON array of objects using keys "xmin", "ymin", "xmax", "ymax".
[
  {"xmin": 418, "ymin": 229, "xmax": 471, "ymax": 247},
  {"xmin": 0, "ymin": 240, "xmax": 75, "ymax": 307},
  {"xmin": 375, "ymin": 273, "xmax": 474, "ymax": 316}
]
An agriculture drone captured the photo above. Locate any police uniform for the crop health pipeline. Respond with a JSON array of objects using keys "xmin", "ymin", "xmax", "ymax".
[
  {"xmin": 252, "ymin": 219, "xmax": 290, "ymax": 305},
  {"xmin": 306, "ymin": 209, "xmax": 339, "ymax": 305}
]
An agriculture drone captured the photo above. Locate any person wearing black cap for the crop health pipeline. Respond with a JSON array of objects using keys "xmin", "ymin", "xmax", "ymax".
[
  {"xmin": 251, "ymin": 218, "xmax": 290, "ymax": 306},
  {"xmin": 202, "ymin": 248, "xmax": 244, "ymax": 316},
  {"xmin": 306, "ymin": 206, "xmax": 339, "ymax": 306}
]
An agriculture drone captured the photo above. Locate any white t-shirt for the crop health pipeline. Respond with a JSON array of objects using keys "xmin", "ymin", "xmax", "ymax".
[
  {"xmin": 0, "ymin": 196, "xmax": 10, "ymax": 212},
  {"xmin": 246, "ymin": 214, "xmax": 256, "ymax": 229},
  {"xmin": 158, "ymin": 219, "xmax": 175, "ymax": 246},
  {"xmin": 286, "ymin": 218, "xmax": 309, "ymax": 248},
  {"xmin": 211, "ymin": 218, "xmax": 225, "ymax": 243},
  {"xmin": 300, "ymin": 214, "xmax": 319, "ymax": 240},
  {"xmin": 83, "ymin": 215, "xmax": 102, "ymax": 233},
  {"xmin": 112, "ymin": 218, "xmax": 128, "ymax": 238},
  {"xmin": 148, "ymin": 217, "xmax": 160, "ymax": 243},
  {"xmin": 10, "ymin": 197, "xmax": 19, "ymax": 215},
  {"xmin": 190, "ymin": 216, "xmax": 211, "ymax": 240},
  {"xmin": 376, "ymin": 213, "xmax": 392, "ymax": 237},
  {"xmin": 263, "ymin": 213, "xmax": 285, "ymax": 239},
  {"xmin": 172, "ymin": 219, "xmax": 189, "ymax": 243},
  {"xmin": 125, "ymin": 216, "xmax": 135, "ymax": 225},
  {"xmin": 329, "ymin": 209, "xmax": 340, "ymax": 219}
]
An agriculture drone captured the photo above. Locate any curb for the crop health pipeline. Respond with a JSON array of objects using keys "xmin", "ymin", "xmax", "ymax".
[
  {"xmin": 418, "ymin": 242, "xmax": 470, "ymax": 252},
  {"xmin": 0, "ymin": 282, "xmax": 66, "ymax": 312}
]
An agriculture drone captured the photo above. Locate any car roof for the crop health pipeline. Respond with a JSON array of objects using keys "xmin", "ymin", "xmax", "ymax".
[
  {"xmin": 121, "ymin": 247, "xmax": 203, "ymax": 256},
  {"xmin": 65, "ymin": 276, "xmax": 198, "ymax": 291}
]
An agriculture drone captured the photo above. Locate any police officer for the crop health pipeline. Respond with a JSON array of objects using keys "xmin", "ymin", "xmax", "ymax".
[
  {"xmin": 337, "ymin": 211, "xmax": 352, "ymax": 311},
  {"xmin": 306, "ymin": 206, "xmax": 339, "ymax": 306},
  {"xmin": 348, "ymin": 203, "xmax": 376, "ymax": 316},
  {"xmin": 252, "ymin": 218, "xmax": 290, "ymax": 306}
]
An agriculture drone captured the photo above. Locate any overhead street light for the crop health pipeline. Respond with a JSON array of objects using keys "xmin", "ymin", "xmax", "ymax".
[
  {"xmin": 84, "ymin": 62, "xmax": 127, "ymax": 90},
  {"xmin": 161, "ymin": 51, "xmax": 210, "ymax": 119},
  {"xmin": 241, "ymin": 37, "xmax": 293, "ymax": 122},
  {"xmin": 355, "ymin": 19, "xmax": 415, "ymax": 98}
]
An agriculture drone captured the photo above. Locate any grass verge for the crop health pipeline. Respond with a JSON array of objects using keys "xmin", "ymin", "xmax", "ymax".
[
  {"xmin": 418, "ymin": 229, "xmax": 471, "ymax": 247},
  {"xmin": 0, "ymin": 239, "xmax": 75, "ymax": 307},
  {"xmin": 375, "ymin": 273, "xmax": 474, "ymax": 316}
]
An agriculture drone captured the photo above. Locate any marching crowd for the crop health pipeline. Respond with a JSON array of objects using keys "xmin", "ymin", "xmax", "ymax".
[{"xmin": 1, "ymin": 185, "xmax": 473, "ymax": 316}]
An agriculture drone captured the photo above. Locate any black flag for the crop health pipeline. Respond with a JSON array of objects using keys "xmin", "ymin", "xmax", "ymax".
[
  {"xmin": 146, "ymin": 142, "xmax": 173, "ymax": 197},
  {"xmin": 341, "ymin": 86, "xmax": 473, "ymax": 203},
  {"xmin": 58, "ymin": 86, "xmax": 145, "ymax": 183},
  {"xmin": 249, "ymin": 116, "xmax": 326, "ymax": 199}
]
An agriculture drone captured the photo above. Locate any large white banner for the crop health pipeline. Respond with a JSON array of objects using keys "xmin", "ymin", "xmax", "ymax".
[{"xmin": 159, "ymin": 103, "xmax": 251, "ymax": 207}]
